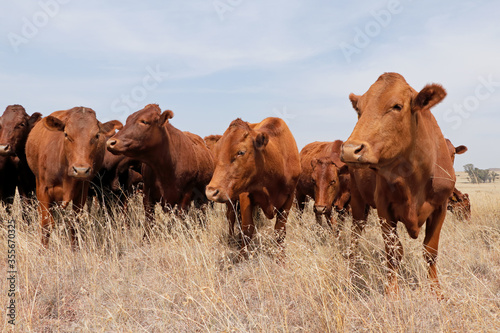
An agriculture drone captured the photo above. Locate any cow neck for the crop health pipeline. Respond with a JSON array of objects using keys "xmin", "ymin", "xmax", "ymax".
[
  {"xmin": 145, "ymin": 122, "xmax": 182, "ymax": 180},
  {"xmin": 377, "ymin": 110, "xmax": 434, "ymax": 189}
]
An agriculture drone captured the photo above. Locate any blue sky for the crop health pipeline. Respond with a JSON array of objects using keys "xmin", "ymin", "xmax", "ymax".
[{"xmin": 1, "ymin": 0, "xmax": 499, "ymax": 170}]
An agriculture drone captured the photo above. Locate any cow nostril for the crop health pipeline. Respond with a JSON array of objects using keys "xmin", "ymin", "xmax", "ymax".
[
  {"xmin": 354, "ymin": 144, "xmax": 364, "ymax": 155},
  {"xmin": 108, "ymin": 139, "xmax": 116, "ymax": 147}
]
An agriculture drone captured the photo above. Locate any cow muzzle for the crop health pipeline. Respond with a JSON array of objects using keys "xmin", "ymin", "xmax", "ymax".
[
  {"xmin": 206, "ymin": 186, "xmax": 227, "ymax": 203},
  {"xmin": 70, "ymin": 165, "xmax": 93, "ymax": 179},
  {"xmin": 0, "ymin": 144, "xmax": 13, "ymax": 156},
  {"xmin": 341, "ymin": 141, "xmax": 377, "ymax": 165},
  {"xmin": 314, "ymin": 205, "xmax": 327, "ymax": 215}
]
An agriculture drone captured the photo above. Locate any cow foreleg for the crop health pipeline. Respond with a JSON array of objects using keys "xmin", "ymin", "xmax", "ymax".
[
  {"xmin": 37, "ymin": 190, "xmax": 54, "ymax": 249},
  {"xmin": 238, "ymin": 193, "xmax": 254, "ymax": 258},
  {"xmin": 274, "ymin": 193, "xmax": 294, "ymax": 262},
  {"xmin": 423, "ymin": 204, "xmax": 446, "ymax": 299},
  {"xmin": 381, "ymin": 219, "xmax": 403, "ymax": 296}
]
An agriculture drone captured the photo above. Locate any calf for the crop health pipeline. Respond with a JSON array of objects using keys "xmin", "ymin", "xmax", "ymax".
[
  {"xmin": 205, "ymin": 117, "xmax": 301, "ymax": 256},
  {"xmin": 445, "ymin": 139, "xmax": 470, "ymax": 220},
  {"xmin": 26, "ymin": 107, "xmax": 119, "ymax": 248},
  {"xmin": 341, "ymin": 73, "xmax": 455, "ymax": 296},
  {"xmin": 0, "ymin": 105, "xmax": 41, "ymax": 206},
  {"xmin": 296, "ymin": 140, "xmax": 349, "ymax": 233},
  {"xmin": 107, "ymin": 104, "xmax": 214, "ymax": 235}
]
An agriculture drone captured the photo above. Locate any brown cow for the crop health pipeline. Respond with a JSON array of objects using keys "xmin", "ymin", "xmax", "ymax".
[
  {"xmin": 341, "ymin": 73, "xmax": 455, "ymax": 296},
  {"xmin": 205, "ymin": 117, "xmax": 301, "ymax": 256},
  {"xmin": 296, "ymin": 140, "xmax": 349, "ymax": 234},
  {"xmin": 106, "ymin": 104, "xmax": 215, "ymax": 235},
  {"xmin": 0, "ymin": 105, "xmax": 42, "ymax": 206},
  {"xmin": 26, "ymin": 107, "xmax": 119, "ymax": 248},
  {"xmin": 89, "ymin": 121, "xmax": 144, "ymax": 212},
  {"xmin": 447, "ymin": 188, "xmax": 471, "ymax": 220},
  {"xmin": 444, "ymin": 138, "xmax": 470, "ymax": 220}
]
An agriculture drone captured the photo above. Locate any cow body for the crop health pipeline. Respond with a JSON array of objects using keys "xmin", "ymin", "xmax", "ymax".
[
  {"xmin": 341, "ymin": 73, "xmax": 455, "ymax": 296},
  {"xmin": 296, "ymin": 140, "xmax": 350, "ymax": 233},
  {"xmin": 26, "ymin": 107, "xmax": 118, "ymax": 248},
  {"xmin": 0, "ymin": 105, "xmax": 41, "ymax": 206},
  {"xmin": 205, "ymin": 117, "xmax": 301, "ymax": 255},
  {"xmin": 107, "ymin": 104, "xmax": 214, "ymax": 235}
]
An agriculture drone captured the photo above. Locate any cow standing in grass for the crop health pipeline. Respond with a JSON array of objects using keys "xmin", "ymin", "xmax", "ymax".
[
  {"xmin": 341, "ymin": 73, "xmax": 455, "ymax": 297},
  {"xmin": 107, "ymin": 104, "xmax": 214, "ymax": 237},
  {"xmin": 0, "ymin": 105, "xmax": 41, "ymax": 208},
  {"xmin": 26, "ymin": 107, "xmax": 120, "ymax": 248},
  {"xmin": 205, "ymin": 117, "xmax": 301, "ymax": 258}
]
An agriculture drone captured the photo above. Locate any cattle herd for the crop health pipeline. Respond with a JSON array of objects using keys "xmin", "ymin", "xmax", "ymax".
[{"xmin": 0, "ymin": 72, "xmax": 473, "ymax": 297}]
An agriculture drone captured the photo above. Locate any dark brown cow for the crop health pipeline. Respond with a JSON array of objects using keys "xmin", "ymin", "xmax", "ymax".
[
  {"xmin": 445, "ymin": 138, "xmax": 470, "ymax": 220},
  {"xmin": 89, "ymin": 121, "xmax": 144, "ymax": 212},
  {"xmin": 296, "ymin": 140, "xmax": 349, "ymax": 233},
  {"xmin": 205, "ymin": 117, "xmax": 301, "ymax": 256},
  {"xmin": 106, "ymin": 104, "xmax": 214, "ymax": 234},
  {"xmin": 0, "ymin": 105, "xmax": 41, "ymax": 206},
  {"xmin": 26, "ymin": 107, "xmax": 119, "ymax": 248},
  {"xmin": 341, "ymin": 73, "xmax": 455, "ymax": 296}
]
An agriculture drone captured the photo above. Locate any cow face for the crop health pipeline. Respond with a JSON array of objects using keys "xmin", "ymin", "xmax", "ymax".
[
  {"xmin": 106, "ymin": 104, "xmax": 173, "ymax": 158},
  {"xmin": 341, "ymin": 73, "xmax": 446, "ymax": 168},
  {"xmin": 44, "ymin": 107, "xmax": 118, "ymax": 179},
  {"xmin": 0, "ymin": 105, "xmax": 41, "ymax": 156},
  {"xmin": 311, "ymin": 158, "xmax": 347, "ymax": 215},
  {"xmin": 206, "ymin": 119, "xmax": 267, "ymax": 203}
]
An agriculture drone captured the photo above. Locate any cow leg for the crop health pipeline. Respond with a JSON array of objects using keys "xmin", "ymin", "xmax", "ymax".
[
  {"xmin": 274, "ymin": 193, "xmax": 295, "ymax": 262},
  {"xmin": 348, "ymin": 200, "xmax": 369, "ymax": 260},
  {"xmin": 380, "ymin": 218, "xmax": 403, "ymax": 295},
  {"xmin": 70, "ymin": 190, "xmax": 87, "ymax": 251},
  {"xmin": 37, "ymin": 190, "xmax": 54, "ymax": 249},
  {"xmin": 423, "ymin": 204, "xmax": 446, "ymax": 298},
  {"xmin": 225, "ymin": 201, "xmax": 238, "ymax": 240},
  {"xmin": 238, "ymin": 193, "xmax": 254, "ymax": 257},
  {"xmin": 295, "ymin": 192, "xmax": 306, "ymax": 212},
  {"xmin": 327, "ymin": 208, "xmax": 340, "ymax": 239}
]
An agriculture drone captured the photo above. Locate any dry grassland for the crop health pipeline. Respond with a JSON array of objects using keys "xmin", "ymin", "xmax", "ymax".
[{"xmin": 1, "ymin": 180, "xmax": 499, "ymax": 332}]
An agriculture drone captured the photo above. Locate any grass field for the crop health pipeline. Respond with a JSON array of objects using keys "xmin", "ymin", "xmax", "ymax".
[{"xmin": 1, "ymin": 180, "xmax": 499, "ymax": 332}]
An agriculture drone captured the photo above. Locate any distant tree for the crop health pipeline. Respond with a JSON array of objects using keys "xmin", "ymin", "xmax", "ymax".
[{"xmin": 463, "ymin": 164, "xmax": 498, "ymax": 183}]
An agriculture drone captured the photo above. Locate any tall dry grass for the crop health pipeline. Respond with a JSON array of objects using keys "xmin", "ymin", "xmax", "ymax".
[{"xmin": 0, "ymin": 184, "xmax": 499, "ymax": 332}]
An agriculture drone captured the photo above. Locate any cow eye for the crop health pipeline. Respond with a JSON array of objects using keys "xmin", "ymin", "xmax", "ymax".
[
  {"xmin": 392, "ymin": 104, "xmax": 403, "ymax": 111},
  {"xmin": 95, "ymin": 133, "xmax": 100, "ymax": 139},
  {"xmin": 237, "ymin": 150, "xmax": 246, "ymax": 157},
  {"xmin": 64, "ymin": 133, "xmax": 73, "ymax": 142},
  {"xmin": 140, "ymin": 120, "xmax": 150, "ymax": 125},
  {"xmin": 330, "ymin": 180, "xmax": 336, "ymax": 185}
]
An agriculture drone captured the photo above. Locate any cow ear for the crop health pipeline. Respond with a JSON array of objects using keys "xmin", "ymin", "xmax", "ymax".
[
  {"xmin": 44, "ymin": 116, "xmax": 65, "ymax": 132},
  {"xmin": 28, "ymin": 112, "xmax": 42, "ymax": 128},
  {"xmin": 100, "ymin": 120, "xmax": 123, "ymax": 137},
  {"xmin": 254, "ymin": 132, "xmax": 269, "ymax": 150},
  {"xmin": 158, "ymin": 110, "xmax": 174, "ymax": 126},
  {"xmin": 349, "ymin": 93, "xmax": 360, "ymax": 110},
  {"xmin": 455, "ymin": 145, "xmax": 468, "ymax": 155},
  {"xmin": 412, "ymin": 84, "xmax": 447, "ymax": 112}
]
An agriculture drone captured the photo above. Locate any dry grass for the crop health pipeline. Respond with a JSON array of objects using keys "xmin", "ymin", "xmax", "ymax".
[{"xmin": 1, "ymin": 184, "xmax": 499, "ymax": 332}]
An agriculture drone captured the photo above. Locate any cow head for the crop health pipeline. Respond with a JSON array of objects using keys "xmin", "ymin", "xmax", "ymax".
[
  {"xmin": 311, "ymin": 157, "xmax": 348, "ymax": 215},
  {"xmin": 445, "ymin": 138, "xmax": 468, "ymax": 164},
  {"xmin": 44, "ymin": 107, "xmax": 118, "ymax": 179},
  {"xmin": 0, "ymin": 105, "xmax": 41, "ymax": 156},
  {"xmin": 106, "ymin": 104, "xmax": 173, "ymax": 158},
  {"xmin": 206, "ymin": 118, "xmax": 267, "ymax": 203},
  {"xmin": 341, "ymin": 73, "xmax": 447, "ymax": 169}
]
